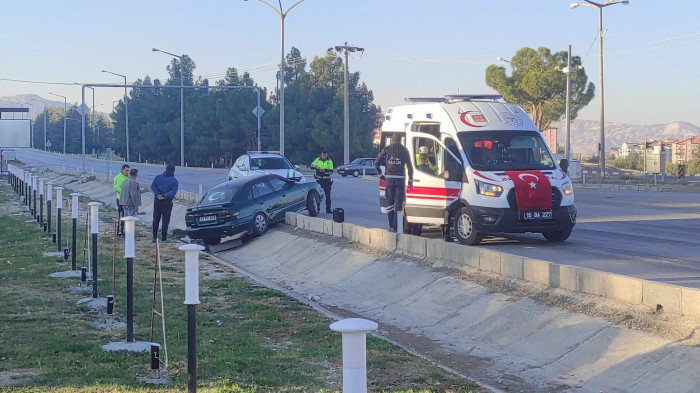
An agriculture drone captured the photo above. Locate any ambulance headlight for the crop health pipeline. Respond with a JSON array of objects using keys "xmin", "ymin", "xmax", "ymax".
[
  {"xmin": 561, "ymin": 180, "xmax": 573, "ymax": 196},
  {"xmin": 475, "ymin": 180, "xmax": 503, "ymax": 197}
]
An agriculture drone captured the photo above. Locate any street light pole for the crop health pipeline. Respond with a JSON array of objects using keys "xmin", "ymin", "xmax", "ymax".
[
  {"xmin": 49, "ymin": 93, "xmax": 67, "ymax": 153},
  {"xmin": 102, "ymin": 70, "xmax": 130, "ymax": 162},
  {"xmin": 151, "ymin": 48, "xmax": 185, "ymax": 167},
  {"xmin": 571, "ymin": 0, "xmax": 629, "ymax": 180},
  {"xmin": 247, "ymin": 0, "xmax": 308, "ymax": 156},
  {"xmin": 87, "ymin": 87, "xmax": 96, "ymax": 154},
  {"xmin": 333, "ymin": 43, "xmax": 364, "ymax": 165}
]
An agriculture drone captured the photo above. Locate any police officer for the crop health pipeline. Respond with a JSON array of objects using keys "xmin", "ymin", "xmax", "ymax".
[
  {"xmin": 311, "ymin": 148, "xmax": 334, "ymax": 213},
  {"xmin": 375, "ymin": 133, "xmax": 414, "ymax": 232}
]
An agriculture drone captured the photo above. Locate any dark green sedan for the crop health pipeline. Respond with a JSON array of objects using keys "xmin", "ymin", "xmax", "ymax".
[{"xmin": 185, "ymin": 173, "xmax": 324, "ymax": 245}]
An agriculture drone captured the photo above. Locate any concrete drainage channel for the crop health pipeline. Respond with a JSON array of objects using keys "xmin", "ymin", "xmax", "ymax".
[{"xmin": 28, "ymin": 169, "xmax": 700, "ymax": 392}]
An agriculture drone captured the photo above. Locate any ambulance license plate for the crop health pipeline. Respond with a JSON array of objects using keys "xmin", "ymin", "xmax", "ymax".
[{"xmin": 521, "ymin": 210, "xmax": 552, "ymax": 221}]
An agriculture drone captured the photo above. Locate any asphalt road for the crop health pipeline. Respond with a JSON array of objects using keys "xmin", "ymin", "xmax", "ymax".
[{"xmin": 10, "ymin": 149, "xmax": 700, "ymax": 288}]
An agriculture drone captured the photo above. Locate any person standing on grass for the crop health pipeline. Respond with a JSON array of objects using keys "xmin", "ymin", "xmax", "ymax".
[
  {"xmin": 119, "ymin": 168, "xmax": 141, "ymax": 218},
  {"xmin": 113, "ymin": 164, "xmax": 130, "ymax": 237},
  {"xmin": 151, "ymin": 163, "xmax": 178, "ymax": 243}
]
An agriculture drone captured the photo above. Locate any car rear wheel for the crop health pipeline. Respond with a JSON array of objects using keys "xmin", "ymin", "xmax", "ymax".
[
  {"xmin": 353, "ymin": 170, "xmax": 360, "ymax": 177},
  {"xmin": 306, "ymin": 191, "xmax": 320, "ymax": 217},
  {"xmin": 453, "ymin": 206, "xmax": 483, "ymax": 245},
  {"xmin": 203, "ymin": 237, "xmax": 221, "ymax": 246},
  {"xmin": 252, "ymin": 212, "xmax": 268, "ymax": 236},
  {"xmin": 543, "ymin": 228, "xmax": 573, "ymax": 242}
]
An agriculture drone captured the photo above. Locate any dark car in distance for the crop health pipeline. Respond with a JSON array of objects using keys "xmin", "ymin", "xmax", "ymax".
[
  {"xmin": 185, "ymin": 173, "xmax": 324, "ymax": 245},
  {"xmin": 336, "ymin": 158, "xmax": 377, "ymax": 177}
]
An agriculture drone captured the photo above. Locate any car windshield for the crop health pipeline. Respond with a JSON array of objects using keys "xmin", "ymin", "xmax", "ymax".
[
  {"xmin": 199, "ymin": 184, "xmax": 242, "ymax": 206},
  {"xmin": 250, "ymin": 156, "xmax": 293, "ymax": 170},
  {"xmin": 351, "ymin": 158, "xmax": 364, "ymax": 165},
  {"xmin": 458, "ymin": 131, "xmax": 556, "ymax": 171}
]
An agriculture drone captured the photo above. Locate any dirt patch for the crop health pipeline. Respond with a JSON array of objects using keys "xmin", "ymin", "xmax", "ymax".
[{"xmin": 0, "ymin": 369, "xmax": 40, "ymax": 387}]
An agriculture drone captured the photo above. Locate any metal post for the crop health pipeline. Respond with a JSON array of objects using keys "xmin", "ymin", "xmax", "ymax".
[
  {"xmin": 256, "ymin": 87, "xmax": 262, "ymax": 151},
  {"xmin": 32, "ymin": 176, "xmax": 38, "ymax": 221},
  {"xmin": 122, "ymin": 216, "xmax": 138, "ymax": 342},
  {"xmin": 181, "ymin": 69, "xmax": 185, "ymax": 168},
  {"xmin": 598, "ymin": 7, "xmax": 605, "ymax": 180},
  {"xmin": 81, "ymin": 87, "xmax": 86, "ymax": 173},
  {"xmin": 565, "ymin": 45, "xmax": 572, "ymax": 164},
  {"xmin": 39, "ymin": 178, "xmax": 44, "ymax": 227},
  {"xmin": 343, "ymin": 45, "xmax": 350, "ymax": 165},
  {"xmin": 180, "ymin": 244, "xmax": 204, "ymax": 393},
  {"xmin": 88, "ymin": 202, "xmax": 102, "ymax": 299},
  {"xmin": 279, "ymin": 14, "xmax": 285, "ymax": 156},
  {"xmin": 70, "ymin": 193, "xmax": 80, "ymax": 271},
  {"xmin": 330, "ymin": 318, "xmax": 378, "ymax": 393},
  {"xmin": 56, "ymin": 187, "xmax": 64, "ymax": 252},
  {"xmin": 47, "ymin": 182, "xmax": 53, "ymax": 235}
]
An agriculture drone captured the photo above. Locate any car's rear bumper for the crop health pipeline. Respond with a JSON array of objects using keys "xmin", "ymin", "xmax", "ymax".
[{"xmin": 186, "ymin": 221, "xmax": 251, "ymax": 240}]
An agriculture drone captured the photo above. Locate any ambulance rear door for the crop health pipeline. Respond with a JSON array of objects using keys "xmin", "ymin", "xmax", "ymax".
[{"xmin": 405, "ymin": 133, "xmax": 463, "ymax": 225}]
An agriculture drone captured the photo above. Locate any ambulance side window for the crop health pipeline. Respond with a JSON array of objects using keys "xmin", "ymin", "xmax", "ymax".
[{"xmin": 443, "ymin": 137, "xmax": 463, "ymax": 182}]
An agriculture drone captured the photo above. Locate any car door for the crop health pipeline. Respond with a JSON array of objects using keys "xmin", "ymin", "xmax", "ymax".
[
  {"xmin": 364, "ymin": 159, "xmax": 376, "ymax": 175},
  {"xmin": 269, "ymin": 177, "xmax": 302, "ymax": 216},
  {"xmin": 406, "ymin": 134, "xmax": 463, "ymax": 225},
  {"xmin": 250, "ymin": 178, "xmax": 279, "ymax": 220}
]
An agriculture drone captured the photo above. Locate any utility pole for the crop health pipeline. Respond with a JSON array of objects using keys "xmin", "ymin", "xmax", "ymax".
[{"xmin": 333, "ymin": 43, "xmax": 364, "ymax": 165}]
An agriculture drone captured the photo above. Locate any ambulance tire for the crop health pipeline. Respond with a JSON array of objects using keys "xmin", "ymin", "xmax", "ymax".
[
  {"xmin": 402, "ymin": 216, "xmax": 422, "ymax": 236},
  {"xmin": 542, "ymin": 227, "xmax": 572, "ymax": 242},
  {"xmin": 453, "ymin": 206, "xmax": 483, "ymax": 245}
]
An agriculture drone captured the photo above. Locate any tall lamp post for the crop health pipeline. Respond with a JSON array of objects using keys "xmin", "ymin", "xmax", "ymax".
[
  {"xmin": 30, "ymin": 99, "xmax": 47, "ymax": 151},
  {"xmin": 102, "ymin": 69, "xmax": 130, "ymax": 162},
  {"xmin": 571, "ymin": 0, "xmax": 629, "ymax": 179},
  {"xmin": 245, "ymin": 0, "xmax": 309, "ymax": 156},
  {"xmin": 49, "ymin": 93, "xmax": 67, "ymax": 153},
  {"xmin": 152, "ymin": 48, "xmax": 185, "ymax": 167}
]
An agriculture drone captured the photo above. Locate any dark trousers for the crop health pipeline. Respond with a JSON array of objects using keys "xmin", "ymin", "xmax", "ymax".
[
  {"xmin": 152, "ymin": 198, "xmax": 174, "ymax": 241},
  {"xmin": 385, "ymin": 177, "xmax": 406, "ymax": 230},
  {"xmin": 116, "ymin": 198, "xmax": 125, "ymax": 235},
  {"xmin": 317, "ymin": 179, "xmax": 332, "ymax": 212}
]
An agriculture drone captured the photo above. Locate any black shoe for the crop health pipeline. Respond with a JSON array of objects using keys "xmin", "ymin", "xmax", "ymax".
[
  {"xmin": 326, "ymin": 209, "xmax": 332, "ymax": 214},
  {"xmin": 152, "ymin": 239, "xmax": 156, "ymax": 243}
]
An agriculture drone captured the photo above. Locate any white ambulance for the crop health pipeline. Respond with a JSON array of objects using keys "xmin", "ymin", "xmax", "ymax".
[{"xmin": 378, "ymin": 94, "xmax": 577, "ymax": 245}]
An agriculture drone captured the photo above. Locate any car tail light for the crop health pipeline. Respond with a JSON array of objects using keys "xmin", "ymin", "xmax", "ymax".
[
  {"xmin": 185, "ymin": 213, "xmax": 195, "ymax": 225},
  {"xmin": 218, "ymin": 209, "xmax": 239, "ymax": 220}
]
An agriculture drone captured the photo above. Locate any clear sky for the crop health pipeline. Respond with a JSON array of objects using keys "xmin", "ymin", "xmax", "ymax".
[{"xmin": 1, "ymin": 0, "xmax": 699, "ymax": 126}]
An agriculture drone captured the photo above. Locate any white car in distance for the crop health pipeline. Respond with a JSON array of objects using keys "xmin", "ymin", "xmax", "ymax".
[{"xmin": 229, "ymin": 151, "xmax": 306, "ymax": 182}]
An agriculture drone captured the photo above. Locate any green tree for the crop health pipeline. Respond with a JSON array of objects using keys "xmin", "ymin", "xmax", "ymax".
[{"xmin": 485, "ymin": 47, "xmax": 595, "ymax": 131}]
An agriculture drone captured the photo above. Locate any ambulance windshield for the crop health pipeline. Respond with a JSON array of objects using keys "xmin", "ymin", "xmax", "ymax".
[{"xmin": 458, "ymin": 131, "xmax": 556, "ymax": 171}]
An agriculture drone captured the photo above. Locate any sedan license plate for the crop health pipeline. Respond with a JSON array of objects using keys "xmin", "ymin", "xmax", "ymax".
[
  {"xmin": 521, "ymin": 210, "xmax": 552, "ymax": 221},
  {"xmin": 198, "ymin": 215, "xmax": 217, "ymax": 224}
]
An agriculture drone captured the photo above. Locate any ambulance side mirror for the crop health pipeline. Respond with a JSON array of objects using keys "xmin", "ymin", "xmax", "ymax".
[{"xmin": 559, "ymin": 158, "xmax": 569, "ymax": 174}]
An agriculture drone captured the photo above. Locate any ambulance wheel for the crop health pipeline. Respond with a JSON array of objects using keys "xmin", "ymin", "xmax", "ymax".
[
  {"xmin": 353, "ymin": 170, "xmax": 360, "ymax": 177},
  {"xmin": 543, "ymin": 228, "xmax": 572, "ymax": 242},
  {"xmin": 402, "ymin": 216, "xmax": 422, "ymax": 236},
  {"xmin": 454, "ymin": 206, "xmax": 482, "ymax": 245}
]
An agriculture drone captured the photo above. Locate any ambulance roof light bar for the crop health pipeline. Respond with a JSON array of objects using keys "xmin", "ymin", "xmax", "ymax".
[
  {"xmin": 404, "ymin": 97, "xmax": 446, "ymax": 103},
  {"xmin": 444, "ymin": 94, "xmax": 503, "ymax": 101}
]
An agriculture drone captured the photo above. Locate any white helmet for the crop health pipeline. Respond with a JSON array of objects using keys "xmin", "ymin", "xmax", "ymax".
[{"xmin": 418, "ymin": 146, "xmax": 429, "ymax": 155}]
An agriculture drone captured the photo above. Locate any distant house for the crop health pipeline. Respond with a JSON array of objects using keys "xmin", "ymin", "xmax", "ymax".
[{"xmin": 671, "ymin": 136, "xmax": 700, "ymax": 164}]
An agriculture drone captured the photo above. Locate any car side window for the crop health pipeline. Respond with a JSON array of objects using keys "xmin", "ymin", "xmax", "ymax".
[
  {"xmin": 269, "ymin": 178, "xmax": 288, "ymax": 192},
  {"xmin": 251, "ymin": 180, "xmax": 274, "ymax": 198}
]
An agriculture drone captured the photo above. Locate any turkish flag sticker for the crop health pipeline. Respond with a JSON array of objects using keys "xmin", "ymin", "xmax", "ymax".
[{"xmin": 504, "ymin": 170, "xmax": 552, "ymax": 211}]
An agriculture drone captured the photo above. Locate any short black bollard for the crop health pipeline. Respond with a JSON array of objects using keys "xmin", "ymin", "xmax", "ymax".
[
  {"xmin": 88, "ymin": 202, "xmax": 102, "ymax": 299},
  {"xmin": 80, "ymin": 266, "xmax": 87, "ymax": 282},
  {"xmin": 150, "ymin": 343, "xmax": 161, "ymax": 370},
  {"xmin": 52, "ymin": 233, "xmax": 56, "ymax": 243},
  {"xmin": 107, "ymin": 295, "xmax": 115, "ymax": 315},
  {"xmin": 46, "ymin": 182, "xmax": 53, "ymax": 235},
  {"xmin": 55, "ymin": 187, "xmax": 64, "ymax": 252},
  {"xmin": 43, "ymin": 222, "xmax": 48, "ymax": 232},
  {"xmin": 63, "ymin": 247, "xmax": 69, "ymax": 261}
]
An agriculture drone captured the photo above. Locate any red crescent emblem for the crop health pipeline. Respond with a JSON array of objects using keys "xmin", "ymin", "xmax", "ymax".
[{"xmin": 459, "ymin": 111, "xmax": 487, "ymax": 127}]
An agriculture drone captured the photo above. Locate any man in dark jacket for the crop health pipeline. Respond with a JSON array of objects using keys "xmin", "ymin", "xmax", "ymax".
[
  {"xmin": 375, "ymin": 133, "xmax": 414, "ymax": 232},
  {"xmin": 151, "ymin": 163, "xmax": 179, "ymax": 243}
]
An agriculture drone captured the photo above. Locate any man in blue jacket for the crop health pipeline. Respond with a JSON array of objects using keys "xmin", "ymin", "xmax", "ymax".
[{"xmin": 151, "ymin": 163, "xmax": 179, "ymax": 243}]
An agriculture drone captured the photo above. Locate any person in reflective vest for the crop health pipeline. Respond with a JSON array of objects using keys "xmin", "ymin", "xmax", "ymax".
[
  {"xmin": 416, "ymin": 146, "xmax": 436, "ymax": 174},
  {"xmin": 311, "ymin": 148, "xmax": 334, "ymax": 213}
]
